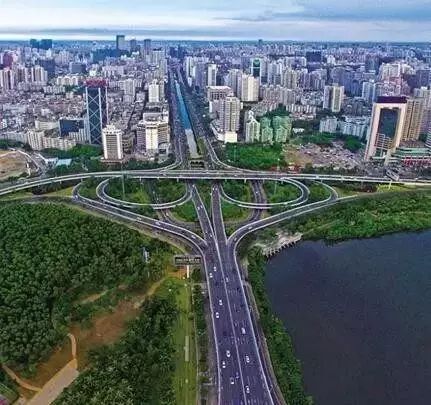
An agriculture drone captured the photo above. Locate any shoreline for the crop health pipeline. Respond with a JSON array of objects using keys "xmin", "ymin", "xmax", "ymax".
[{"xmin": 240, "ymin": 189, "xmax": 431, "ymax": 404}]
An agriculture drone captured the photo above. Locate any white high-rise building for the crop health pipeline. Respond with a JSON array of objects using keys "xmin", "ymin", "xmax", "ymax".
[
  {"xmin": 362, "ymin": 81, "xmax": 377, "ymax": 105},
  {"xmin": 207, "ymin": 63, "xmax": 217, "ymax": 87},
  {"xmin": 402, "ymin": 98, "xmax": 425, "ymax": 141},
  {"xmin": 148, "ymin": 79, "xmax": 161, "ymax": 103},
  {"xmin": 379, "ymin": 63, "xmax": 402, "ymax": 80},
  {"xmin": 30, "ymin": 66, "xmax": 48, "ymax": 84},
  {"xmin": 323, "ymin": 84, "xmax": 344, "ymax": 113},
  {"xmin": 122, "ymin": 78, "xmax": 137, "ymax": 97},
  {"xmin": 102, "ymin": 125, "xmax": 124, "ymax": 161},
  {"xmin": 282, "ymin": 68, "xmax": 299, "ymax": 89},
  {"xmin": 413, "ymin": 87, "xmax": 431, "ymax": 134},
  {"xmin": 116, "ymin": 35, "xmax": 127, "ymax": 51},
  {"xmin": 226, "ymin": 69, "xmax": 242, "ymax": 97},
  {"xmin": 137, "ymin": 112, "xmax": 170, "ymax": 153},
  {"xmin": 245, "ymin": 112, "xmax": 261, "ymax": 143},
  {"xmin": 365, "ymin": 96, "xmax": 408, "ymax": 163},
  {"xmin": 206, "ymin": 86, "xmax": 233, "ymax": 114},
  {"xmin": 240, "ymin": 74, "xmax": 259, "ymax": 102},
  {"xmin": 219, "ymin": 96, "xmax": 241, "ymax": 133},
  {"xmin": 0, "ymin": 68, "xmax": 15, "ymax": 91}
]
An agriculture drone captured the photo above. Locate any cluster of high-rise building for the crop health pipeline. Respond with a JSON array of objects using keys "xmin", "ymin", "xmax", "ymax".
[
  {"xmin": 1, "ymin": 38, "xmax": 431, "ymax": 168},
  {"xmin": 0, "ymin": 36, "xmax": 172, "ymax": 162},
  {"xmin": 244, "ymin": 112, "xmax": 292, "ymax": 143},
  {"xmin": 178, "ymin": 41, "xmax": 431, "ymax": 168}
]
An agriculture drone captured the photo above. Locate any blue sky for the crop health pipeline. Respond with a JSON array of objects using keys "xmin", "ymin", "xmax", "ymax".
[{"xmin": 0, "ymin": 0, "xmax": 430, "ymax": 41}]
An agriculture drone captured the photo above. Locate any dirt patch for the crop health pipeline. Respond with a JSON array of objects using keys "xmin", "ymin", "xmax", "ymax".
[
  {"xmin": 70, "ymin": 272, "xmax": 185, "ymax": 369},
  {"xmin": 13, "ymin": 271, "xmax": 188, "ymax": 397},
  {"xmin": 10, "ymin": 337, "xmax": 73, "ymax": 400},
  {"xmin": 79, "ymin": 290, "xmax": 108, "ymax": 305},
  {"xmin": 284, "ymin": 145, "xmax": 313, "ymax": 167},
  {"xmin": 27, "ymin": 340, "xmax": 73, "ymax": 388},
  {"xmin": 27, "ymin": 362, "xmax": 79, "ymax": 405},
  {"xmin": 0, "ymin": 151, "xmax": 27, "ymax": 181}
]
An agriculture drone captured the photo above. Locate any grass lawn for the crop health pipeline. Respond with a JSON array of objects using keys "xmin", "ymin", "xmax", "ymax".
[
  {"xmin": 125, "ymin": 188, "xmax": 151, "ymax": 204},
  {"xmin": 222, "ymin": 200, "xmax": 250, "ymax": 222},
  {"xmin": 308, "ymin": 183, "xmax": 332, "ymax": 203},
  {"xmin": 377, "ymin": 184, "xmax": 417, "ymax": 193},
  {"xmin": 79, "ymin": 179, "xmax": 101, "ymax": 199},
  {"xmin": 332, "ymin": 186, "xmax": 360, "ymax": 198},
  {"xmin": 0, "ymin": 191, "xmax": 33, "ymax": 201},
  {"xmin": 223, "ymin": 180, "xmax": 253, "ymax": 202},
  {"xmin": 172, "ymin": 201, "xmax": 198, "ymax": 222},
  {"xmin": 263, "ymin": 181, "xmax": 301, "ymax": 203},
  {"xmin": 223, "ymin": 143, "xmax": 285, "ymax": 170},
  {"xmin": 44, "ymin": 186, "xmax": 75, "ymax": 198},
  {"xmin": 152, "ymin": 179, "xmax": 186, "ymax": 203},
  {"xmin": 157, "ymin": 277, "xmax": 197, "ymax": 405}
]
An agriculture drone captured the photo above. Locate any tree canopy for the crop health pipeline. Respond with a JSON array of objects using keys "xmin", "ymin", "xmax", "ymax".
[{"xmin": 0, "ymin": 203, "xmax": 173, "ymax": 368}]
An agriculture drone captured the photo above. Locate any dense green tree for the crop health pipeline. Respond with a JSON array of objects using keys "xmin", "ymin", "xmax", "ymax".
[
  {"xmin": 56, "ymin": 296, "xmax": 178, "ymax": 405},
  {"xmin": 0, "ymin": 203, "xmax": 174, "ymax": 368}
]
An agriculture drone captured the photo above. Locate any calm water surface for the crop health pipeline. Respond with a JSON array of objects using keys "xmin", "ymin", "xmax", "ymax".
[{"xmin": 265, "ymin": 231, "xmax": 431, "ymax": 405}]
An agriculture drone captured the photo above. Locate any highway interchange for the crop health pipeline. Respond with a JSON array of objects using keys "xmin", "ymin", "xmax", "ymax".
[{"xmin": 1, "ymin": 66, "xmax": 431, "ymax": 405}]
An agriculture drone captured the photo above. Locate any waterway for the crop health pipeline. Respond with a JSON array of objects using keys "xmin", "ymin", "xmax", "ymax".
[
  {"xmin": 265, "ymin": 230, "xmax": 431, "ymax": 405},
  {"xmin": 174, "ymin": 81, "xmax": 199, "ymax": 159}
]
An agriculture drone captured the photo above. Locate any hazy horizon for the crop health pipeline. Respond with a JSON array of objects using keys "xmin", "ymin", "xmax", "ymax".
[{"xmin": 0, "ymin": 0, "xmax": 430, "ymax": 42}]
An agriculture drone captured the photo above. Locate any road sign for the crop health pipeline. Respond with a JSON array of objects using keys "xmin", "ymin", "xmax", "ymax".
[{"xmin": 174, "ymin": 255, "xmax": 202, "ymax": 266}]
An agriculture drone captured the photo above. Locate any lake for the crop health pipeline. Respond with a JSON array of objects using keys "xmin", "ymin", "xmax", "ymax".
[{"xmin": 265, "ymin": 230, "xmax": 431, "ymax": 405}]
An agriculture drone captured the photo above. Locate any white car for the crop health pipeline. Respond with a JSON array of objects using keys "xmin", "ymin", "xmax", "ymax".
[
  {"xmin": 209, "ymin": 273, "xmax": 213, "ymax": 279},
  {"xmin": 245, "ymin": 355, "xmax": 250, "ymax": 363},
  {"xmin": 215, "ymin": 312, "xmax": 220, "ymax": 319},
  {"xmin": 222, "ymin": 360, "xmax": 226, "ymax": 368},
  {"xmin": 219, "ymin": 299, "xmax": 223, "ymax": 306},
  {"xmin": 226, "ymin": 350, "xmax": 231, "ymax": 357},
  {"xmin": 245, "ymin": 385, "xmax": 250, "ymax": 394},
  {"xmin": 230, "ymin": 377, "xmax": 235, "ymax": 385}
]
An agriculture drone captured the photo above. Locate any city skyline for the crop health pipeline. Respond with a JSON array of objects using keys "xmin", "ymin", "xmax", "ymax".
[{"xmin": 1, "ymin": 0, "xmax": 431, "ymax": 41}]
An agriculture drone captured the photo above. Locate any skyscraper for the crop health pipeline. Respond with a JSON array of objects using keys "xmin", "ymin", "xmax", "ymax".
[
  {"xmin": 413, "ymin": 87, "xmax": 431, "ymax": 134},
  {"xmin": 102, "ymin": 125, "xmax": 123, "ymax": 161},
  {"xmin": 402, "ymin": 98, "xmax": 425, "ymax": 141},
  {"xmin": 40, "ymin": 39, "xmax": 53, "ymax": 50},
  {"xmin": 282, "ymin": 68, "xmax": 298, "ymax": 89},
  {"xmin": 148, "ymin": 79, "xmax": 163, "ymax": 103},
  {"xmin": 219, "ymin": 96, "xmax": 241, "ymax": 133},
  {"xmin": 226, "ymin": 69, "xmax": 242, "ymax": 97},
  {"xmin": 323, "ymin": 84, "xmax": 345, "ymax": 113},
  {"xmin": 130, "ymin": 38, "xmax": 139, "ymax": 53},
  {"xmin": 362, "ymin": 81, "xmax": 377, "ymax": 105},
  {"xmin": 137, "ymin": 112, "xmax": 170, "ymax": 153},
  {"xmin": 116, "ymin": 35, "xmax": 126, "ymax": 51},
  {"xmin": 0, "ymin": 68, "xmax": 15, "ymax": 91},
  {"xmin": 207, "ymin": 63, "xmax": 217, "ymax": 87},
  {"xmin": 85, "ymin": 79, "xmax": 108, "ymax": 145},
  {"xmin": 245, "ymin": 112, "xmax": 261, "ymax": 143},
  {"xmin": 143, "ymin": 38, "xmax": 152, "ymax": 55},
  {"xmin": 251, "ymin": 58, "xmax": 261, "ymax": 80},
  {"xmin": 365, "ymin": 96, "xmax": 408, "ymax": 162},
  {"xmin": 260, "ymin": 117, "xmax": 273, "ymax": 143},
  {"xmin": 240, "ymin": 74, "xmax": 259, "ymax": 102}
]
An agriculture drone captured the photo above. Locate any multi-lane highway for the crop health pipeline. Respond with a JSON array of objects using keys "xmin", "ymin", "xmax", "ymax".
[{"xmin": 2, "ymin": 169, "xmax": 430, "ymax": 197}]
